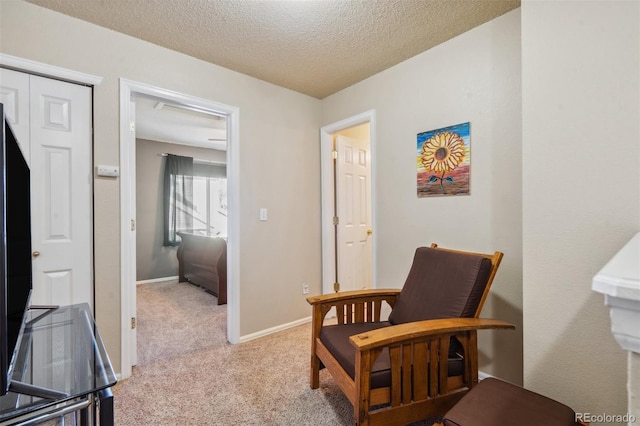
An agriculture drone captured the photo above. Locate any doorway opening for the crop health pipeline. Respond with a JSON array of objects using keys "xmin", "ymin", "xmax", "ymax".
[
  {"xmin": 119, "ymin": 79, "xmax": 240, "ymax": 380},
  {"xmin": 320, "ymin": 110, "xmax": 376, "ymax": 295}
]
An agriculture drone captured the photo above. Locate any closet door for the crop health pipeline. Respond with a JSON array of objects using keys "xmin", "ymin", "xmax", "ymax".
[
  {"xmin": 0, "ymin": 68, "xmax": 93, "ymax": 308},
  {"xmin": 29, "ymin": 75, "xmax": 93, "ymax": 307}
]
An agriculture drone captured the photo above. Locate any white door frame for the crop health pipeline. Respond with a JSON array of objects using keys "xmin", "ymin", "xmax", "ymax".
[
  {"xmin": 0, "ymin": 54, "xmax": 103, "ymax": 87},
  {"xmin": 119, "ymin": 79, "xmax": 240, "ymax": 379},
  {"xmin": 320, "ymin": 110, "xmax": 377, "ymax": 295}
]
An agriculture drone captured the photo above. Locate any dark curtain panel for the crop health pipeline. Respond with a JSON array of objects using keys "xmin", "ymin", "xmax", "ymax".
[{"xmin": 163, "ymin": 154, "xmax": 194, "ymax": 246}]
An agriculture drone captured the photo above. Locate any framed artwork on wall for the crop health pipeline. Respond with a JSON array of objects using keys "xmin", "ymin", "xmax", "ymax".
[{"xmin": 417, "ymin": 122, "xmax": 470, "ymax": 197}]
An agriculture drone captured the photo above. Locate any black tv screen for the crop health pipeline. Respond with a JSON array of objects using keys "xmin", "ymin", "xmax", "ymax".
[{"xmin": 0, "ymin": 103, "xmax": 32, "ymax": 396}]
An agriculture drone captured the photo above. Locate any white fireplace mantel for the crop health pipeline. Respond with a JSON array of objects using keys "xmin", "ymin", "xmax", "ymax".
[{"xmin": 592, "ymin": 232, "xmax": 640, "ymax": 354}]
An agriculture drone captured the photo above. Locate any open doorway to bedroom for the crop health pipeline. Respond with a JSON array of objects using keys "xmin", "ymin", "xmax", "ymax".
[
  {"xmin": 133, "ymin": 96, "xmax": 228, "ymax": 283},
  {"xmin": 119, "ymin": 79, "xmax": 240, "ymax": 379}
]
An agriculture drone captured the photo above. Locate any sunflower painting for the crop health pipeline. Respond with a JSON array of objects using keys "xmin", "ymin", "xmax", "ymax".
[{"xmin": 417, "ymin": 122, "xmax": 470, "ymax": 197}]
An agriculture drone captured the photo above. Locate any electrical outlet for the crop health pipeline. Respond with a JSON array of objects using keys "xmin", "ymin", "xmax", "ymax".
[{"xmin": 302, "ymin": 282, "xmax": 309, "ymax": 295}]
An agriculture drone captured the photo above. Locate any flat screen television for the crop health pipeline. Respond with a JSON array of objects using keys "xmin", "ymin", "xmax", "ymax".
[{"xmin": 0, "ymin": 102, "xmax": 32, "ymax": 397}]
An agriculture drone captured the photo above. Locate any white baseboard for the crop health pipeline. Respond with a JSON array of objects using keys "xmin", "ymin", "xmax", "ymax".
[
  {"xmin": 478, "ymin": 370, "xmax": 495, "ymax": 381},
  {"xmin": 238, "ymin": 316, "xmax": 312, "ymax": 343},
  {"xmin": 136, "ymin": 276, "xmax": 179, "ymax": 285}
]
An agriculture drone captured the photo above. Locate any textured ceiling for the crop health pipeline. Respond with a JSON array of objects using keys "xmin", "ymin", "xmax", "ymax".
[{"xmin": 25, "ymin": 0, "xmax": 520, "ymax": 99}]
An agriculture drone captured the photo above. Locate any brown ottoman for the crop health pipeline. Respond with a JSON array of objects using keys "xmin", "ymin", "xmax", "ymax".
[{"xmin": 443, "ymin": 378, "xmax": 578, "ymax": 426}]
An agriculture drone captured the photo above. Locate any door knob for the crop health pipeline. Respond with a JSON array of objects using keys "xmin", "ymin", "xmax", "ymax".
[
  {"xmin": 367, "ymin": 229, "xmax": 373, "ymax": 236},
  {"xmin": 32, "ymin": 251, "xmax": 40, "ymax": 257}
]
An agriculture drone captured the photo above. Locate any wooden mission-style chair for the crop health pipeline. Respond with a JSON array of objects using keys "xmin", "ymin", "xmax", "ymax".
[{"xmin": 307, "ymin": 244, "xmax": 515, "ymax": 426}]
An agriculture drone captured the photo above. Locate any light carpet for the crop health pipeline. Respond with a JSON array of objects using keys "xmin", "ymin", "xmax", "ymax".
[{"xmin": 112, "ymin": 280, "xmax": 441, "ymax": 425}]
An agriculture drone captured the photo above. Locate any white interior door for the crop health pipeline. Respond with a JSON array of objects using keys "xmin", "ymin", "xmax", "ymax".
[
  {"xmin": 336, "ymin": 134, "xmax": 372, "ymax": 292},
  {"xmin": 29, "ymin": 75, "xmax": 93, "ymax": 308}
]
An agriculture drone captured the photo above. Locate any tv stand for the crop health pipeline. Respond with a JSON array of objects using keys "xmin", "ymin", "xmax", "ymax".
[{"xmin": 0, "ymin": 303, "xmax": 116, "ymax": 425}]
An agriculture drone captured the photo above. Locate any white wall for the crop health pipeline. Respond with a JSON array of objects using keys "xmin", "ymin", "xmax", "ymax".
[
  {"xmin": 522, "ymin": 0, "xmax": 640, "ymax": 420},
  {"xmin": 0, "ymin": 1, "xmax": 322, "ymax": 374},
  {"xmin": 322, "ymin": 9, "xmax": 523, "ymax": 384}
]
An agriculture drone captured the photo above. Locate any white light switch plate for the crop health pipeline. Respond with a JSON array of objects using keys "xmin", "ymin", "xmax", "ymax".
[
  {"xmin": 260, "ymin": 208, "xmax": 268, "ymax": 221},
  {"xmin": 97, "ymin": 165, "xmax": 119, "ymax": 177}
]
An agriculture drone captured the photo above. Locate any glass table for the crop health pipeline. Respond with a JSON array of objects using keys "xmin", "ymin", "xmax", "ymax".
[{"xmin": 0, "ymin": 303, "xmax": 117, "ymax": 425}]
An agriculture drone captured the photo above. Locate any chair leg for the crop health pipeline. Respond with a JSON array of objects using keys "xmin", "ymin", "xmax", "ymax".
[{"xmin": 310, "ymin": 354, "xmax": 320, "ymax": 389}]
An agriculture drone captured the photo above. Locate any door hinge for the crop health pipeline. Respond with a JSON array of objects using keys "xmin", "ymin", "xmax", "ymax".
[
  {"xmin": 129, "ymin": 121, "xmax": 135, "ymax": 132},
  {"xmin": 131, "ymin": 317, "xmax": 136, "ymax": 329},
  {"xmin": 131, "ymin": 219, "xmax": 136, "ymax": 231},
  {"xmin": 333, "ymin": 282, "xmax": 340, "ymax": 292},
  {"xmin": 333, "ymin": 216, "xmax": 339, "ymax": 226},
  {"xmin": 332, "ymin": 150, "xmax": 338, "ymax": 160}
]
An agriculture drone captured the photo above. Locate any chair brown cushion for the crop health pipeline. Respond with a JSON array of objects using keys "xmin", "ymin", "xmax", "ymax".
[
  {"xmin": 388, "ymin": 247, "xmax": 491, "ymax": 325},
  {"xmin": 443, "ymin": 378, "xmax": 577, "ymax": 426},
  {"xmin": 320, "ymin": 322, "xmax": 463, "ymax": 389}
]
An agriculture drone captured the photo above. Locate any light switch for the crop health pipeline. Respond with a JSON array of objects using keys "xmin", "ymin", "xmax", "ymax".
[
  {"xmin": 259, "ymin": 208, "xmax": 268, "ymax": 221},
  {"xmin": 97, "ymin": 165, "xmax": 119, "ymax": 177}
]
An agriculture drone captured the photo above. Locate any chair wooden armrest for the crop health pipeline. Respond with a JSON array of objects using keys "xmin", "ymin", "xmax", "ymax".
[
  {"xmin": 349, "ymin": 318, "xmax": 515, "ymax": 350},
  {"xmin": 307, "ymin": 288, "xmax": 401, "ymax": 306},
  {"xmin": 307, "ymin": 288, "xmax": 401, "ymax": 325}
]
